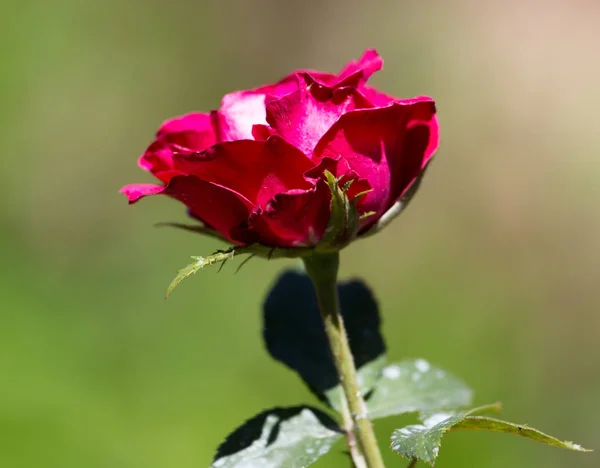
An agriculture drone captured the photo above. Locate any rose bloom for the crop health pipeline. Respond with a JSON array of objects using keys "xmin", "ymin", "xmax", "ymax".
[{"xmin": 121, "ymin": 50, "xmax": 439, "ymax": 249}]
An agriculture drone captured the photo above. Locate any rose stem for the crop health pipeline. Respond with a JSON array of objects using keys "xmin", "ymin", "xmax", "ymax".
[
  {"xmin": 340, "ymin": 393, "xmax": 368, "ymax": 468},
  {"xmin": 303, "ymin": 253, "xmax": 385, "ymax": 468}
]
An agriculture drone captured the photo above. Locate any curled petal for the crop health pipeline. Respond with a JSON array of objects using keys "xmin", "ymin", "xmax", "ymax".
[
  {"xmin": 393, "ymin": 113, "xmax": 439, "ymax": 202},
  {"xmin": 139, "ymin": 112, "xmax": 218, "ymax": 181},
  {"xmin": 173, "ymin": 137, "xmax": 314, "ymax": 207},
  {"xmin": 335, "ymin": 49, "xmax": 383, "ymax": 88},
  {"xmin": 266, "ymin": 79, "xmax": 371, "ymax": 157},
  {"xmin": 251, "ymin": 124, "xmax": 275, "ymax": 141},
  {"xmin": 120, "ymin": 176, "xmax": 254, "ymax": 243},
  {"xmin": 253, "ymin": 73, "xmax": 302, "ymax": 98},
  {"xmin": 217, "ymin": 92, "xmax": 268, "ymax": 141},
  {"xmin": 137, "ymin": 141, "xmax": 181, "ymax": 181},
  {"xmin": 304, "ymin": 50, "xmax": 383, "ymax": 90},
  {"xmin": 120, "ymin": 183, "xmax": 164, "ymax": 203},
  {"xmin": 359, "ymin": 86, "xmax": 397, "ymax": 107},
  {"xmin": 361, "ymin": 160, "xmax": 433, "ymax": 237},
  {"xmin": 157, "ymin": 112, "xmax": 217, "ymax": 137},
  {"xmin": 215, "ymin": 74, "xmax": 306, "ymax": 141},
  {"xmin": 312, "ymin": 98, "xmax": 438, "ymax": 223},
  {"xmin": 249, "ymin": 182, "xmax": 331, "ymax": 248}
]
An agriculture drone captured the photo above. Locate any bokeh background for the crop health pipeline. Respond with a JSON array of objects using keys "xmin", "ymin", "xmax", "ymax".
[{"xmin": 1, "ymin": 0, "xmax": 599, "ymax": 466}]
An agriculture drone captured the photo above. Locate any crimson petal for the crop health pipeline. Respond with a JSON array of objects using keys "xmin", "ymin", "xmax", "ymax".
[
  {"xmin": 335, "ymin": 49, "xmax": 383, "ymax": 88},
  {"xmin": 312, "ymin": 99, "xmax": 438, "ymax": 220},
  {"xmin": 139, "ymin": 112, "xmax": 218, "ymax": 181},
  {"xmin": 249, "ymin": 182, "xmax": 331, "ymax": 248},
  {"xmin": 120, "ymin": 176, "xmax": 254, "ymax": 243},
  {"xmin": 173, "ymin": 137, "xmax": 315, "ymax": 207}
]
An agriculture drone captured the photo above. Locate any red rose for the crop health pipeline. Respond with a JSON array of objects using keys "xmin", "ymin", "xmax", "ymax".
[{"xmin": 121, "ymin": 50, "xmax": 439, "ymax": 249}]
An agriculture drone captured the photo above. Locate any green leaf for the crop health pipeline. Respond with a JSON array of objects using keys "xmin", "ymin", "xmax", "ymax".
[
  {"xmin": 212, "ymin": 406, "xmax": 343, "ymax": 468},
  {"xmin": 367, "ymin": 359, "xmax": 473, "ymax": 419},
  {"xmin": 390, "ymin": 403, "xmax": 590, "ymax": 465},
  {"xmin": 325, "ymin": 354, "xmax": 387, "ymax": 413},
  {"xmin": 453, "ymin": 416, "xmax": 592, "ymax": 451}
]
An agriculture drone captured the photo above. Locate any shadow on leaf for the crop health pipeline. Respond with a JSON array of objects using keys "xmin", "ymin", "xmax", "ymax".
[
  {"xmin": 263, "ymin": 269, "xmax": 386, "ymax": 404},
  {"xmin": 213, "ymin": 405, "xmax": 342, "ymax": 468}
]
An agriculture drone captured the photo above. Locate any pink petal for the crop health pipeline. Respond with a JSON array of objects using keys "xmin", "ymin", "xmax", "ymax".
[
  {"xmin": 359, "ymin": 86, "xmax": 397, "ymax": 107},
  {"xmin": 312, "ymin": 98, "xmax": 438, "ymax": 220},
  {"xmin": 120, "ymin": 183, "xmax": 165, "ymax": 203},
  {"xmin": 266, "ymin": 78, "xmax": 372, "ymax": 157},
  {"xmin": 138, "ymin": 141, "xmax": 180, "ymax": 179},
  {"xmin": 139, "ymin": 112, "xmax": 218, "ymax": 181},
  {"xmin": 335, "ymin": 49, "xmax": 383, "ymax": 88},
  {"xmin": 157, "ymin": 112, "xmax": 216, "ymax": 136},
  {"xmin": 253, "ymin": 73, "xmax": 301, "ymax": 98},
  {"xmin": 215, "ymin": 74, "xmax": 304, "ymax": 142},
  {"xmin": 173, "ymin": 136, "xmax": 315, "ymax": 207},
  {"xmin": 214, "ymin": 51, "xmax": 384, "ymax": 143},
  {"xmin": 217, "ymin": 91, "xmax": 269, "ymax": 141},
  {"xmin": 301, "ymin": 51, "xmax": 383, "ymax": 90}
]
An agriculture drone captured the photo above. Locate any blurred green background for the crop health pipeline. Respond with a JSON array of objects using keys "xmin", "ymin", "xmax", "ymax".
[{"xmin": 1, "ymin": 1, "xmax": 599, "ymax": 467}]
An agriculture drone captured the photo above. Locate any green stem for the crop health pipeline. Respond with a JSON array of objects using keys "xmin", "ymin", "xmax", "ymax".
[
  {"xmin": 303, "ymin": 253, "xmax": 385, "ymax": 468},
  {"xmin": 340, "ymin": 394, "xmax": 367, "ymax": 468}
]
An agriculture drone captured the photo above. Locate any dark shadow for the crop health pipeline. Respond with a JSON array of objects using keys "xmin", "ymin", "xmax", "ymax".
[
  {"xmin": 262, "ymin": 270, "xmax": 385, "ymax": 402},
  {"xmin": 214, "ymin": 405, "xmax": 341, "ymax": 461}
]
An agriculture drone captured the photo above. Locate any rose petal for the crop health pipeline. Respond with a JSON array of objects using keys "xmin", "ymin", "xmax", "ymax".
[
  {"xmin": 359, "ymin": 86, "xmax": 397, "ymax": 107},
  {"xmin": 217, "ymin": 92, "xmax": 268, "ymax": 141},
  {"xmin": 312, "ymin": 98, "xmax": 438, "ymax": 219},
  {"xmin": 253, "ymin": 73, "xmax": 301, "ymax": 98},
  {"xmin": 249, "ymin": 181, "xmax": 331, "ymax": 248},
  {"xmin": 157, "ymin": 112, "xmax": 216, "ymax": 137},
  {"xmin": 305, "ymin": 157, "xmax": 371, "ymax": 206},
  {"xmin": 335, "ymin": 49, "xmax": 383, "ymax": 88},
  {"xmin": 266, "ymin": 80, "xmax": 372, "ymax": 157},
  {"xmin": 393, "ymin": 114, "xmax": 439, "ymax": 202},
  {"xmin": 173, "ymin": 136, "xmax": 315, "ymax": 207},
  {"xmin": 251, "ymin": 124, "xmax": 275, "ymax": 141},
  {"xmin": 121, "ymin": 176, "xmax": 254, "ymax": 243},
  {"xmin": 214, "ymin": 51, "xmax": 383, "ymax": 144},
  {"xmin": 303, "ymin": 50, "xmax": 383, "ymax": 90},
  {"xmin": 164, "ymin": 176, "xmax": 255, "ymax": 243},
  {"xmin": 215, "ymin": 74, "xmax": 305, "ymax": 142},
  {"xmin": 120, "ymin": 183, "xmax": 164, "ymax": 203},
  {"xmin": 139, "ymin": 112, "xmax": 218, "ymax": 181},
  {"xmin": 138, "ymin": 141, "xmax": 181, "ymax": 180}
]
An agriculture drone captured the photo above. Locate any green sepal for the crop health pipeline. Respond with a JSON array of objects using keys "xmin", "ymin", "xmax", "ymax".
[{"xmin": 316, "ymin": 170, "xmax": 360, "ymax": 251}]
